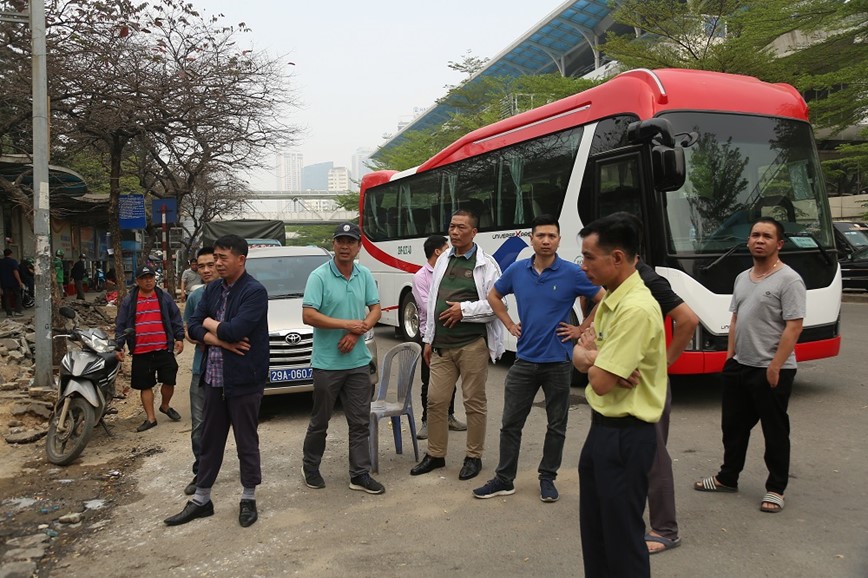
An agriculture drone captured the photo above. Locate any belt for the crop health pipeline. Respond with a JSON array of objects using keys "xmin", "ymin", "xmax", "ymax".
[{"xmin": 591, "ymin": 411, "xmax": 649, "ymax": 429}]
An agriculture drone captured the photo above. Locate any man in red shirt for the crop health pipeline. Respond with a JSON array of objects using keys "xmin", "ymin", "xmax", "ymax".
[{"xmin": 115, "ymin": 266, "xmax": 185, "ymax": 432}]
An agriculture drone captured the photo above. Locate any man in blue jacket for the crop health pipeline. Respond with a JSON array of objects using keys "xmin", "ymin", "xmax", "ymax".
[{"xmin": 164, "ymin": 235, "xmax": 269, "ymax": 528}]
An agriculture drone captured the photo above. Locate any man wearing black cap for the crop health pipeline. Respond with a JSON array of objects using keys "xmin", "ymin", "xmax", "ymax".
[
  {"xmin": 71, "ymin": 254, "xmax": 87, "ymax": 300},
  {"xmin": 301, "ymin": 222, "xmax": 384, "ymax": 495},
  {"xmin": 115, "ymin": 265, "xmax": 185, "ymax": 432}
]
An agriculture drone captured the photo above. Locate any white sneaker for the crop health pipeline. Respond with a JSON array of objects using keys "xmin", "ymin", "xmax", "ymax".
[{"xmin": 416, "ymin": 421, "xmax": 428, "ymax": 440}]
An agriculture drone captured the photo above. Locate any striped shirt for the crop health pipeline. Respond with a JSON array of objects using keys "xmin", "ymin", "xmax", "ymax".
[
  {"xmin": 134, "ymin": 292, "xmax": 167, "ymax": 354},
  {"xmin": 204, "ymin": 283, "xmax": 230, "ymax": 388}
]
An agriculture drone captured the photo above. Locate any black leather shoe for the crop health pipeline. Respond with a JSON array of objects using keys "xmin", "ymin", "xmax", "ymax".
[
  {"xmin": 458, "ymin": 457, "xmax": 482, "ymax": 481},
  {"xmin": 239, "ymin": 499, "xmax": 258, "ymax": 528},
  {"xmin": 164, "ymin": 500, "xmax": 214, "ymax": 526},
  {"xmin": 410, "ymin": 453, "xmax": 446, "ymax": 476},
  {"xmin": 183, "ymin": 477, "xmax": 197, "ymax": 496}
]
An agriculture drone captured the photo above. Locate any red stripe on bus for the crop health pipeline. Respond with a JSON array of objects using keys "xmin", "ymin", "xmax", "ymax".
[
  {"xmin": 669, "ymin": 337, "xmax": 841, "ymax": 375},
  {"xmin": 381, "ymin": 305, "xmax": 399, "ymax": 312},
  {"xmin": 361, "ymin": 236, "xmax": 421, "ymax": 274}
]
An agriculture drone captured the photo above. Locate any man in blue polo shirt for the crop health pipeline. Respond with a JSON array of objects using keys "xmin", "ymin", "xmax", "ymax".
[
  {"xmin": 301, "ymin": 222, "xmax": 384, "ymax": 495},
  {"xmin": 474, "ymin": 214, "xmax": 602, "ymax": 502}
]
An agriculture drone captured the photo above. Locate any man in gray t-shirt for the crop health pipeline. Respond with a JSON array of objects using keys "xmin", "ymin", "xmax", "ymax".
[{"xmin": 694, "ymin": 217, "xmax": 805, "ymax": 514}]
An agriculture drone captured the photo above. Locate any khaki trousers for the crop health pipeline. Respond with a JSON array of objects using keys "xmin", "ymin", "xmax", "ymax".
[{"xmin": 427, "ymin": 337, "xmax": 489, "ymax": 459}]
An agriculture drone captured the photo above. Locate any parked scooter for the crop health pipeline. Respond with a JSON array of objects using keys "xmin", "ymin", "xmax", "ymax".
[
  {"xmin": 45, "ymin": 307, "xmax": 126, "ymax": 466},
  {"xmin": 94, "ymin": 267, "xmax": 106, "ymax": 291}
]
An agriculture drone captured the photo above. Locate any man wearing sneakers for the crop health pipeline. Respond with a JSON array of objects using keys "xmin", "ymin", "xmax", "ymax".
[
  {"xmin": 694, "ymin": 217, "xmax": 804, "ymax": 514},
  {"xmin": 301, "ymin": 223, "xmax": 384, "ymax": 495},
  {"xmin": 473, "ymin": 215, "xmax": 602, "ymax": 502},
  {"xmin": 412, "ymin": 234, "xmax": 466, "ymax": 440},
  {"xmin": 115, "ymin": 266, "xmax": 185, "ymax": 432}
]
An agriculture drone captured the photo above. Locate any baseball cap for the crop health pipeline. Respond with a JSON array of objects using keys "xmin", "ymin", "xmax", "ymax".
[
  {"xmin": 135, "ymin": 266, "xmax": 156, "ymax": 278},
  {"xmin": 333, "ymin": 222, "xmax": 361, "ymax": 240}
]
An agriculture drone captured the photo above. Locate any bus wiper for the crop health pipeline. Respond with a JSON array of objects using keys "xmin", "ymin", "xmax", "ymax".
[
  {"xmin": 269, "ymin": 292, "xmax": 305, "ymax": 299},
  {"xmin": 700, "ymin": 243, "xmax": 746, "ymax": 273},
  {"xmin": 787, "ymin": 232, "xmax": 833, "ymax": 265}
]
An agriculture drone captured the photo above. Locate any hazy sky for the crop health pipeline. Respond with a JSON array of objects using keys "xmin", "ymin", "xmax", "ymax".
[{"xmin": 193, "ymin": 0, "xmax": 563, "ymax": 189}]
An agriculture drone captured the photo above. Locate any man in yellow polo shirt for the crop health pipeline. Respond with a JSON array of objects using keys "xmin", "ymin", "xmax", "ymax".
[{"xmin": 572, "ymin": 212, "xmax": 666, "ymax": 578}]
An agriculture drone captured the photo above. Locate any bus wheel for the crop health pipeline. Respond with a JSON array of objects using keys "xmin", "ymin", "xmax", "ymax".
[{"xmin": 398, "ymin": 292, "xmax": 419, "ymax": 342}]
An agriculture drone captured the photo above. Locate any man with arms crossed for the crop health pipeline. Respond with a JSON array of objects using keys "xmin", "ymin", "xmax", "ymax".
[
  {"xmin": 181, "ymin": 246, "xmax": 217, "ymax": 495},
  {"xmin": 473, "ymin": 214, "xmax": 602, "ymax": 502},
  {"xmin": 412, "ymin": 234, "xmax": 465, "ymax": 440},
  {"xmin": 165, "ymin": 235, "xmax": 268, "ymax": 528},
  {"xmin": 302, "ymin": 223, "xmax": 385, "ymax": 495},
  {"xmin": 410, "ymin": 209, "xmax": 504, "ymax": 481},
  {"xmin": 695, "ymin": 217, "xmax": 804, "ymax": 514},
  {"xmin": 572, "ymin": 212, "xmax": 666, "ymax": 578}
]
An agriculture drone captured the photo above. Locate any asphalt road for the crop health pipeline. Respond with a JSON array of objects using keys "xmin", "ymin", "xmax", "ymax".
[{"xmin": 55, "ymin": 303, "xmax": 868, "ymax": 577}]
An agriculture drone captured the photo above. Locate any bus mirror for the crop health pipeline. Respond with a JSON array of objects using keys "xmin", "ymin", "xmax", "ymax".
[
  {"xmin": 627, "ymin": 119, "xmax": 676, "ymax": 147},
  {"xmin": 651, "ymin": 145, "xmax": 686, "ymax": 192}
]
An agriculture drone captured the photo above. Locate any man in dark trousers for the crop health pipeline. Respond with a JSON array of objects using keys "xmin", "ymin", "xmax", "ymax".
[
  {"xmin": 694, "ymin": 217, "xmax": 805, "ymax": 514},
  {"xmin": 301, "ymin": 223, "xmax": 384, "ymax": 495},
  {"xmin": 572, "ymin": 212, "xmax": 667, "ymax": 578},
  {"xmin": 0, "ymin": 249, "xmax": 25, "ymax": 317},
  {"xmin": 474, "ymin": 214, "xmax": 602, "ymax": 503},
  {"xmin": 71, "ymin": 254, "xmax": 87, "ymax": 300},
  {"xmin": 164, "ymin": 235, "xmax": 268, "ymax": 528},
  {"xmin": 115, "ymin": 266, "xmax": 185, "ymax": 432}
]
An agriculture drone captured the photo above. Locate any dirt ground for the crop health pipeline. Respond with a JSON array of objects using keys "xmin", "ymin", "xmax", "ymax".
[{"xmin": 0, "ymin": 301, "xmax": 194, "ymax": 577}]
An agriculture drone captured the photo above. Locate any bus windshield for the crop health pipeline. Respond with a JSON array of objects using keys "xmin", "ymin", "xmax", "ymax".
[{"xmin": 659, "ymin": 112, "xmax": 834, "ymax": 255}]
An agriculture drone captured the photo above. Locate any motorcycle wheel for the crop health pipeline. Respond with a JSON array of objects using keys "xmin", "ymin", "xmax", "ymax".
[{"xmin": 45, "ymin": 397, "xmax": 96, "ymax": 466}]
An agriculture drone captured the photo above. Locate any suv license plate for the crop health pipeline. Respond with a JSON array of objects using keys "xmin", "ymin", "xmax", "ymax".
[{"xmin": 269, "ymin": 368, "xmax": 313, "ymax": 383}]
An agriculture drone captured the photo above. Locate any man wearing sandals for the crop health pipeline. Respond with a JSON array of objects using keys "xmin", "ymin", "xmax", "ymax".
[{"xmin": 695, "ymin": 217, "xmax": 805, "ymax": 514}]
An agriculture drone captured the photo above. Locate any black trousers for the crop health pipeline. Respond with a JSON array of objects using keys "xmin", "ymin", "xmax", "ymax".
[
  {"xmin": 579, "ymin": 413, "xmax": 656, "ymax": 578},
  {"xmin": 197, "ymin": 385, "xmax": 263, "ymax": 490},
  {"xmin": 717, "ymin": 358, "xmax": 795, "ymax": 494}
]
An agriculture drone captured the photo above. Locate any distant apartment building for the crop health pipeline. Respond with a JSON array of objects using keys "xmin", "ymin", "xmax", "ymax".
[
  {"xmin": 302, "ymin": 161, "xmax": 333, "ymax": 190},
  {"xmin": 275, "ymin": 151, "xmax": 303, "ymax": 191},
  {"xmin": 327, "ymin": 167, "xmax": 351, "ymax": 192},
  {"xmin": 352, "ymin": 148, "xmax": 375, "ymax": 190}
]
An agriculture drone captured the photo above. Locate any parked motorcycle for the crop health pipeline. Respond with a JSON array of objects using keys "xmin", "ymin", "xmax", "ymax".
[
  {"xmin": 94, "ymin": 267, "xmax": 106, "ymax": 291},
  {"xmin": 45, "ymin": 307, "xmax": 126, "ymax": 466}
]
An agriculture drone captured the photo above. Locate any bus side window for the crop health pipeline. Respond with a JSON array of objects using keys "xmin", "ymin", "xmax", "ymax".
[{"xmin": 530, "ymin": 183, "xmax": 563, "ymax": 218}]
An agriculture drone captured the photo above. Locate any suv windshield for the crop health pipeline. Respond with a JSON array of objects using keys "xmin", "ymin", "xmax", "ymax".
[
  {"xmin": 245, "ymin": 254, "xmax": 329, "ymax": 298},
  {"xmin": 659, "ymin": 112, "xmax": 834, "ymax": 255}
]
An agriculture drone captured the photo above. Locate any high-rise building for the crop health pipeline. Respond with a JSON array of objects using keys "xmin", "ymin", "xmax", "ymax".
[
  {"xmin": 327, "ymin": 167, "xmax": 351, "ymax": 192},
  {"xmin": 275, "ymin": 151, "xmax": 303, "ymax": 191},
  {"xmin": 302, "ymin": 161, "xmax": 333, "ymax": 190},
  {"xmin": 351, "ymin": 148, "xmax": 375, "ymax": 190}
]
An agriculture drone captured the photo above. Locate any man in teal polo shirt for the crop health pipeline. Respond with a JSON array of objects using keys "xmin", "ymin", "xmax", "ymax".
[
  {"xmin": 572, "ymin": 212, "xmax": 667, "ymax": 578},
  {"xmin": 301, "ymin": 223, "xmax": 384, "ymax": 495}
]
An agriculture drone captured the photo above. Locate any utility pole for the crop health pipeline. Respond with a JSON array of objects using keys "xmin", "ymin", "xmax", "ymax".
[
  {"xmin": 2, "ymin": 3, "xmax": 52, "ymax": 385},
  {"xmin": 31, "ymin": 0, "xmax": 53, "ymax": 387}
]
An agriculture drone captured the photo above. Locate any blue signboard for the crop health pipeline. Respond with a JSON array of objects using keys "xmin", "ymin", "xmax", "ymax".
[
  {"xmin": 152, "ymin": 198, "xmax": 178, "ymax": 224},
  {"xmin": 119, "ymin": 194, "xmax": 146, "ymax": 229}
]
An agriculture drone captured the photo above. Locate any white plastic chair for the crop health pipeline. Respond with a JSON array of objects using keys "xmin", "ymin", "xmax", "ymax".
[{"xmin": 368, "ymin": 342, "xmax": 421, "ymax": 473}]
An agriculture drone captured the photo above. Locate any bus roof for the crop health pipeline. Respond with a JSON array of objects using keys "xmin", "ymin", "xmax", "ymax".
[{"xmin": 412, "ymin": 68, "xmax": 808, "ymax": 173}]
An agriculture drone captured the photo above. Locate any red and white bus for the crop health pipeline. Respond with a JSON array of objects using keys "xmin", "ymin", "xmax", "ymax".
[{"xmin": 359, "ymin": 68, "xmax": 841, "ymax": 375}]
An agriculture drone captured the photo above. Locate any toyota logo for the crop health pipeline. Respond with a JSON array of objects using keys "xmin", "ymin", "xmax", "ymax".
[{"xmin": 285, "ymin": 333, "xmax": 302, "ymax": 345}]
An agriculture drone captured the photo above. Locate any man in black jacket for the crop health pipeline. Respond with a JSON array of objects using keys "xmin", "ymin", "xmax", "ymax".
[
  {"xmin": 165, "ymin": 235, "xmax": 268, "ymax": 528},
  {"xmin": 114, "ymin": 266, "xmax": 185, "ymax": 432}
]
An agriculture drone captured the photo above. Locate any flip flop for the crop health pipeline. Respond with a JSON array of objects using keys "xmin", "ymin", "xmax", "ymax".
[
  {"xmin": 760, "ymin": 492, "xmax": 784, "ymax": 513},
  {"xmin": 645, "ymin": 534, "xmax": 681, "ymax": 555},
  {"xmin": 694, "ymin": 476, "xmax": 738, "ymax": 493}
]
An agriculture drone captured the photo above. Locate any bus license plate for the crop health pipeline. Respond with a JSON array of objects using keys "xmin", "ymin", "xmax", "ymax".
[{"xmin": 269, "ymin": 368, "xmax": 313, "ymax": 383}]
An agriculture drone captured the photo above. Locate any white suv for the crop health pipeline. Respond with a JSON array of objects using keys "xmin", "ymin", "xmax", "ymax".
[{"xmin": 245, "ymin": 246, "xmax": 378, "ymax": 395}]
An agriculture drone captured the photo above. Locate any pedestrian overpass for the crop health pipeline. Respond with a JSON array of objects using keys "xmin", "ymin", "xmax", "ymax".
[{"xmin": 241, "ymin": 190, "xmax": 358, "ymax": 224}]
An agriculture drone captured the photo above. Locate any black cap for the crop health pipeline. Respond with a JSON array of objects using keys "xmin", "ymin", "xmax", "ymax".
[
  {"xmin": 135, "ymin": 265, "xmax": 156, "ymax": 278},
  {"xmin": 333, "ymin": 222, "xmax": 361, "ymax": 240}
]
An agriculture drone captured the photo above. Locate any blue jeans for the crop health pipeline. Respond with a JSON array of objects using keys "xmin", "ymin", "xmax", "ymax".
[
  {"xmin": 190, "ymin": 373, "xmax": 205, "ymax": 475},
  {"xmin": 494, "ymin": 359, "xmax": 572, "ymax": 483}
]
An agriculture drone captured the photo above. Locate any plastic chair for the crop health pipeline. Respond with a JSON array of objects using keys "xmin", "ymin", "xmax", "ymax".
[{"xmin": 368, "ymin": 342, "xmax": 422, "ymax": 473}]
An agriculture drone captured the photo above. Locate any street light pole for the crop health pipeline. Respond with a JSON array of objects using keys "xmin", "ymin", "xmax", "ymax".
[{"xmin": 31, "ymin": 0, "xmax": 53, "ymax": 388}]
